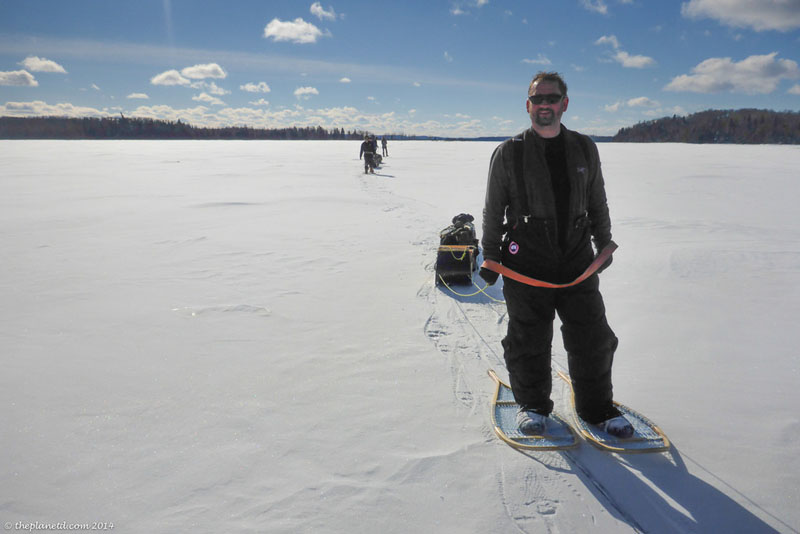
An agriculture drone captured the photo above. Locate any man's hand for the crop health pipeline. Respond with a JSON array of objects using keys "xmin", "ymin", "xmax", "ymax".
[
  {"xmin": 594, "ymin": 240, "xmax": 614, "ymax": 274},
  {"xmin": 479, "ymin": 266, "xmax": 499, "ymax": 286}
]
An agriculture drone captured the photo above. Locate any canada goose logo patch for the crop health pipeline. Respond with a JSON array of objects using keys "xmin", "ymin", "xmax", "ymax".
[{"xmin": 509, "ymin": 241, "xmax": 519, "ymax": 254}]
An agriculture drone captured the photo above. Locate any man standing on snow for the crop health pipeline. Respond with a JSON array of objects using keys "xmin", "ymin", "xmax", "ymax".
[
  {"xmin": 479, "ymin": 71, "xmax": 633, "ymax": 438},
  {"xmin": 359, "ymin": 134, "xmax": 375, "ymax": 174}
]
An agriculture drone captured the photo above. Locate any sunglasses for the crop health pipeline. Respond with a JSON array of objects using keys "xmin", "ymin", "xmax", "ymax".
[{"xmin": 528, "ymin": 94, "xmax": 563, "ymax": 105}]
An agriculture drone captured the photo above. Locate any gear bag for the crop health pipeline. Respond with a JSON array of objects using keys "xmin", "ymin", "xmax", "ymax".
[{"xmin": 435, "ymin": 213, "xmax": 480, "ymax": 286}]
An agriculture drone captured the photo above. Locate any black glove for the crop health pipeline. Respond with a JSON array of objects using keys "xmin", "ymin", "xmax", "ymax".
[
  {"xmin": 479, "ymin": 267, "xmax": 499, "ymax": 286},
  {"xmin": 594, "ymin": 239, "xmax": 613, "ymax": 274}
]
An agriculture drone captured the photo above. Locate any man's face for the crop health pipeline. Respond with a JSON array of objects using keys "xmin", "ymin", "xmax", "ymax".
[{"xmin": 527, "ymin": 80, "xmax": 568, "ymax": 129}]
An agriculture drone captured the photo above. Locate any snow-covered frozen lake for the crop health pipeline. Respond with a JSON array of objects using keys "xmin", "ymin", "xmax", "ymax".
[{"xmin": 1, "ymin": 139, "xmax": 799, "ymax": 533}]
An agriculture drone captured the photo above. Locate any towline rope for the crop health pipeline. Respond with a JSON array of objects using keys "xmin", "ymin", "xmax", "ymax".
[{"xmin": 480, "ymin": 241, "xmax": 617, "ymax": 289}]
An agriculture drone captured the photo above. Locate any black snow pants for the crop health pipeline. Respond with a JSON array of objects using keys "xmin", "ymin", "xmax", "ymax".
[
  {"xmin": 364, "ymin": 152, "xmax": 375, "ymax": 172},
  {"xmin": 501, "ymin": 274, "xmax": 621, "ymax": 424}
]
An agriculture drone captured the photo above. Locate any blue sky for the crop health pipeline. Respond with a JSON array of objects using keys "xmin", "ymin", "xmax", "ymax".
[{"xmin": 1, "ymin": 0, "xmax": 799, "ymax": 137}]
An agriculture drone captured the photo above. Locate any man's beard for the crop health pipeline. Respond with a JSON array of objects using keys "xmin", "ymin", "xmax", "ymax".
[{"xmin": 534, "ymin": 109, "xmax": 557, "ymax": 127}]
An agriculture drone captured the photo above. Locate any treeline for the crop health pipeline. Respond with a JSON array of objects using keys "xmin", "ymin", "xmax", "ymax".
[
  {"xmin": 613, "ymin": 109, "xmax": 800, "ymax": 144},
  {"xmin": 0, "ymin": 116, "xmax": 410, "ymax": 140},
  {"xmin": 5, "ymin": 110, "xmax": 799, "ymax": 143}
]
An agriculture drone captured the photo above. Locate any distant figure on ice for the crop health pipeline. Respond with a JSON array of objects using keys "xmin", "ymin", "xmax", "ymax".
[
  {"xmin": 359, "ymin": 134, "xmax": 375, "ymax": 174},
  {"xmin": 479, "ymin": 71, "xmax": 633, "ymax": 438},
  {"xmin": 381, "ymin": 136, "xmax": 388, "ymax": 157}
]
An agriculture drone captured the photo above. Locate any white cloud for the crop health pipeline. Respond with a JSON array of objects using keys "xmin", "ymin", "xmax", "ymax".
[
  {"xmin": 595, "ymin": 35, "xmax": 621, "ymax": 48},
  {"xmin": 127, "ymin": 93, "xmax": 149, "ymax": 99},
  {"xmin": 603, "ymin": 96, "xmax": 686, "ymax": 121},
  {"xmin": 613, "ymin": 50, "xmax": 656, "ymax": 68},
  {"xmin": 444, "ymin": 51, "xmax": 453, "ymax": 63},
  {"xmin": 249, "ymin": 98, "xmax": 270, "ymax": 106},
  {"xmin": 0, "ymin": 100, "xmax": 109, "ymax": 117},
  {"xmin": 151, "ymin": 69, "xmax": 190, "ymax": 86},
  {"xmin": 413, "ymin": 82, "xmax": 421, "ymax": 87},
  {"xmin": 789, "ymin": 84, "xmax": 800, "ymax": 95},
  {"xmin": 595, "ymin": 34, "xmax": 656, "ymax": 68},
  {"xmin": 605, "ymin": 96, "xmax": 661, "ymax": 112},
  {"xmin": 46, "ymin": 99, "xmax": 488, "ymax": 137},
  {"xmin": 240, "ymin": 81, "xmax": 271, "ymax": 93},
  {"xmin": 522, "ymin": 54, "xmax": 552, "ymax": 65},
  {"xmin": 310, "ymin": 2, "xmax": 337, "ymax": 21},
  {"xmin": 450, "ymin": 0, "xmax": 487, "ymax": 15},
  {"xmin": 339, "ymin": 77, "xmax": 351, "ymax": 83},
  {"xmin": 192, "ymin": 92, "xmax": 225, "ymax": 106},
  {"xmin": 665, "ymin": 52, "xmax": 800, "ymax": 93},
  {"xmin": 151, "ymin": 65, "xmax": 225, "ymax": 88},
  {"xmin": 294, "ymin": 86, "xmax": 319, "ymax": 99},
  {"xmin": 264, "ymin": 18, "xmax": 328, "ymax": 44},
  {"xmin": 181, "ymin": 63, "xmax": 226, "ymax": 79},
  {"xmin": 582, "ymin": 0, "xmax": 608, "ymax": 14},
  {"xmin": 0, "ymin": 70, "xmax": 38, "ymax": 86},
  {"xmin": 19, "ymin": 56, "xmax": 67, "ymax": 73},
  {"xmin": 193, "ymin": 81, "xmax": 229, "ymax": 95},
  {"xmin": 681, "ymin": 0, "xmax": 800, "ymax": 32},
  {"xmin": 128, "ymin": 103, "xmax": 213, "ymax": 124},
  {"xmin": 627, "ymin": 96, "xmax": 659, "ymax": 107}
]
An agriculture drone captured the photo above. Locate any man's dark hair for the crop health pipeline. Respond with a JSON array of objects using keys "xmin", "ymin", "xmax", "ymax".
[{"xmin": 528, "ymin": 71, "xmax": 568, "ymax": 97}]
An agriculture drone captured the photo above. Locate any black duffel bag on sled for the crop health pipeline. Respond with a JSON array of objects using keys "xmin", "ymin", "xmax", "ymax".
[{"xmin": 435, "ymin": 213, "xmax": 480, "ymax": 286}]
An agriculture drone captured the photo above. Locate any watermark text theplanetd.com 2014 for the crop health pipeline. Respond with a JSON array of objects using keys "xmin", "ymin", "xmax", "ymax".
[{"xmin": 4, "ymin": 522, "xmax": 115, "ymax": 531}]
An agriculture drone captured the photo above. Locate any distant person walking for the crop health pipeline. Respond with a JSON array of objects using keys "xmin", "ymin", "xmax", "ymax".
[
  {"xmin": 381, "ymin": 136, "xmax": 388, "ymax": 157},
  {"xmin": 479, "ymin": 71, "xmax": 633, "ymax": 438},
  {"xmin": 359, "ymin": 135, "xmax": 375, "ymax": 174}
]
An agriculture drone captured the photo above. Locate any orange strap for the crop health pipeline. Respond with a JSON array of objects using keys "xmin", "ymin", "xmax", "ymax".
[{"xmin": 481, "ymin": 241, "xmax": 618, "ymax": 289}]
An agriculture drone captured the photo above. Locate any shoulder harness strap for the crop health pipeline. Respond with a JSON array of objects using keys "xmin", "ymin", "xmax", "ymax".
[
  {"xmin": 511, "ymin": 131, "xmax": 593, "ymax": 222},
  {"xmin": 511, "ymin": 136, "xmax": 530, "ymax": 221}
]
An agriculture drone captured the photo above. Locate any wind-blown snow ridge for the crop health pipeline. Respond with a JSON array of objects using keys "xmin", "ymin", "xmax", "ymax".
[{"xmin": 172, "ymin": 304, "xmax": 272, "ymax": 317}]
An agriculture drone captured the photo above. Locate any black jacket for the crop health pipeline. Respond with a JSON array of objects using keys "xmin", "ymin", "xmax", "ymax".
[
  {"xmin": 481, "ymin": 126, "xmax": 612, "ymax": 281},
  {"xmin": 359, "ymin": 140, "xmax": 375, "ymax": 158}
]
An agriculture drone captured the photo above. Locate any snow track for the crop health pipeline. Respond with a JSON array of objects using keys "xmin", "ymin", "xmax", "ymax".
[{"xmin": 422, "ymin": 273, "xmax": 651, "ymax": 533}]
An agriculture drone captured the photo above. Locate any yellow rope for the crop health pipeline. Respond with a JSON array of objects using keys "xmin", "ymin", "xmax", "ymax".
[
  {"xmin": 474, "ymin": 282, "xmax": 505, "ymax": 303},
  {"xmin": 437, "ymin": 274, "xmax": 505, "ymax": 303},
  {"xmin": 438, "ymin": 245, "xmax": 471, "ymax": 261},
  {"xmin": 450, "ymin": 249, "xmax": 467, "ymax": 260}
]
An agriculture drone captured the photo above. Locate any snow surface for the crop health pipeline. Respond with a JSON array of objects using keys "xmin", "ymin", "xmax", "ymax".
[{"xmin": 1, "ymin": 139, "xmax": 799, "ymax": 533}]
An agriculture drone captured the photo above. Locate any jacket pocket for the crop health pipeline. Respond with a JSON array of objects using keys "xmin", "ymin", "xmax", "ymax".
[
  {"xmin": 570, "ymin": 212, "xmax": 590, "ymax": 245},
  {"xmin": 501, "ymin": 218, "xmax": 558, "ymax": 279}
]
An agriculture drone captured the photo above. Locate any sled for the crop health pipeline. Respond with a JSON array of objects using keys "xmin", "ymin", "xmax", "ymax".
[{"xmin": 435, "ymin": 245, "xmax": 477, "ymax": 286}]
